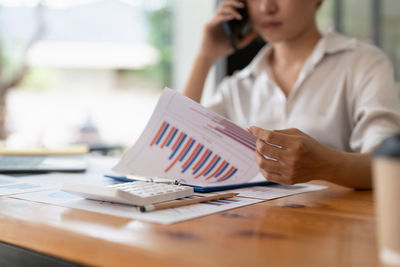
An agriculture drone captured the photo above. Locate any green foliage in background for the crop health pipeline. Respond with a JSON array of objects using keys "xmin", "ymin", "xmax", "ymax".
[
  {"xmin": 146, "ymin": 4, "xmax": 173, "ymax": 87},
  {"xmin": 20, "ymin": 68, "xmax": 57, "ymax": 91},
  {"xmin": 0, "ymin": 3, "xmax": 47, "ymax": 91},
  {"xmin": 316, "ymin": 0, "xmax": 334, "ymax": 31},
  {"xmin": 0, "ymin": 40, "xmax": 24, "ymax": 81},
  {"xmin": 0, "ymin": 40, "xmax": 53, "ymax": 92},
  {"xmin": 0, "ymin": 5, "xmax": 25, "ymax": 86}
]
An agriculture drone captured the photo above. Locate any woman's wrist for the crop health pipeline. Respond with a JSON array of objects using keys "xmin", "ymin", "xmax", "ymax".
[
  {"xmin": 319, "ymin": 148, "xmax": 372, "ymax": 189},
  {"xmin": 318, "ymin": 147, "xmax": 345, "ymax": 183}
]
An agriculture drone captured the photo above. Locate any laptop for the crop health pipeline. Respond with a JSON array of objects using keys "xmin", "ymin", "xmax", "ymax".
[{"xmin": 0, "ymin": 155, "xmax": 88, "ymax": 173}]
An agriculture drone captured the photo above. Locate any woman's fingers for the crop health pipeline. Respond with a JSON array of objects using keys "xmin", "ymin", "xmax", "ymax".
[
  {"xmin": 219, "ymin": 0, "xmax": 245, "ymax": 10},
  {"xmin": 217, "ymin": 0, "xmax": 244, "ymax": 20},
  {"xmin": 256, "ymin": 139, "xmax": 284, "ymax": 161},
  {"xmin": 259, "ymin": 168, "xmax": 282, "ymax": 182},
  {"xmin": 254, "ymin": 151, "xmax": 282, "ymax": 173},
  {"xmin": 210, "ymin": 2, "xmax": 244, "ymax": 27},
  {"xmin": 249, "ymin": 126, "xmax": 292, "ymax": 148},
  {"xmin": 219, "ymin": 6, "xmax": 243, "ymax": 20},
  {"xmin": 210, "ymin": 13, "xmax": 235, "ymax": 27},
  {"xmin": 274, "ymin": 128, "xmax": 303, "ymax": 135}
]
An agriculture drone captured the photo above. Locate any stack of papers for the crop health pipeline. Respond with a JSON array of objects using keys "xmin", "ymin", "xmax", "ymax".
[
  {"xmin": 11, "ymin": 183, "xmax": 326, "ymax": 224},
  {"xmin": 113, "ymin": 88, "xmax": 261, "ymax": 189},
  {"xmin": 3, "ymin": 89, "xmax": 328, "ymax": 224}
]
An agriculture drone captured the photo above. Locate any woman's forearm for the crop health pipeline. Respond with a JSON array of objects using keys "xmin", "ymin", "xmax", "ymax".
[
  {"xmin": 326, "ymin": 150, "xmax": 372, "ymax": 190},
  {"xmin": 182, "ymin": 53, "xmax": 215, "ymax": 103}
]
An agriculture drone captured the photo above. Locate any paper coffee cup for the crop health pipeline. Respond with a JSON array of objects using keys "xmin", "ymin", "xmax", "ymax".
[{"xmin": 373, "ymin": 134, "xmax": 400, "ymax": 266}]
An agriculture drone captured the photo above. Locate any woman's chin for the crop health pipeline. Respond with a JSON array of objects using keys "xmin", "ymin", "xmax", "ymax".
[
  {"xmin": 260, "ymin": 34, "xmax": 286, "ymax": 44},
  {"xmin": 260, "ymin": 31, "xmax": 302, "ymax": 44},
  {"xmin": 256, "ymin": 29, "xmax": 288, "ymax": 43}
]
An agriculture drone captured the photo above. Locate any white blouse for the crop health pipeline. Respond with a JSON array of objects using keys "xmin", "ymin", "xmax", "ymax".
[{"xmin": 207, "ymin": 32, "xmax": 400, "ymax": 153}]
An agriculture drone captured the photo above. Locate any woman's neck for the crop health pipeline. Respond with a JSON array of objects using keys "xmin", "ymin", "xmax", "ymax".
[{"xmin": 270, "ymin": 24, "xmax": 322, "ymax": 68}]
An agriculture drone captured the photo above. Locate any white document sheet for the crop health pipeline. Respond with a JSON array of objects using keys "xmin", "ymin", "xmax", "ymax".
[
  {"xmin": 0, "ymin": 176, "xmax": 51, "ymax": 195},
  {"xmin": 113, "ymin": 88, "xmax": 259, "ymax": 187},
  {"xmin": 11, "ymin": 183, "xmax": 327, "ymax": 224},
  {"xmin": 0, "ymin": 156, "xmax": 118, "ymax": 196},
  {"xmin": 229, "ymin": 183, "xmax": 327, "ymax": 200},
  {"xmin": 11, "ymin": 190, "xmax": 263, "ymax": 224}
]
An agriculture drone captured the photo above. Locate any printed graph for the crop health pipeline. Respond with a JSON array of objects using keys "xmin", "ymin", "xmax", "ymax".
[
  {"xmin": 150, "ymin": 121, "xmax": 238, "ymax": 182},
  {"xmin": 113, "ymin": 88, "xmax": 260, "ymax": 187},
  {"xmin": 190, "ymin": 108, "xmax": 257, "ymax": 151}
]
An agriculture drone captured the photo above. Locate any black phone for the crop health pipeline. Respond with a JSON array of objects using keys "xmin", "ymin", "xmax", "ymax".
[{"xmin": 222, "ymin": 0, "xmax": 252, "ymax": 52}]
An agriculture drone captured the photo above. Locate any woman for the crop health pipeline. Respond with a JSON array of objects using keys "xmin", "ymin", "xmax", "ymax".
[{"xmin": 183, "ymin": 0, "xmax": 400, "ymax": 189}]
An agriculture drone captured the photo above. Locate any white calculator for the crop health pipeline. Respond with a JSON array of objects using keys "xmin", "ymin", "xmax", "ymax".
[{"xmin": 61, "ymin": 181, "xmax": 194, "ymax": 206}]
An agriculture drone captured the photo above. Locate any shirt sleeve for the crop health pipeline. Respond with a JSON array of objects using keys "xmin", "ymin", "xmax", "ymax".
[{"xmin": 349, "ymin": 50, "xmax": 400, "ymax": 153}]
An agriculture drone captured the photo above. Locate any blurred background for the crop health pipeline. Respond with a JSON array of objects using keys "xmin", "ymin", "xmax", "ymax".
[{"xmin": 0, "ymin": 0, "xmax": 399, "ymax": 154}]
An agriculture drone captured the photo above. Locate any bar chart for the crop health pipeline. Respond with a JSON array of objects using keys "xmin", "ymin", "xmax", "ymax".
[
  {"xmin": 113, "ymin": 88, "xmax": 259, "ymax": 187},
  {"xmin": 190, "ymin": 108, "xmax": 257, "ymax": 151},
  {"xmin": 150, "ymin": 121, "xmax": 238, "ymax": 182}
]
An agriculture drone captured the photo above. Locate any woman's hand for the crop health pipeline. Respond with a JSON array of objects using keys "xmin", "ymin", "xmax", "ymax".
[
  {"xmin": 248, "ymin": 126, "xmax": 340, "ymax": 185},
  {"xmin": 199, "ymin": 0, "xmax": 256, "ymax": 62}
]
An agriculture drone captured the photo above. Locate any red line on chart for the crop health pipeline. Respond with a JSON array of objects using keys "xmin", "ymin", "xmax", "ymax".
[
  {"xmin": 171, "ymin": 132, "xmax": 184, "ymax": 151},
  {"xmin": 216, "ymin": 166, "xmax": 235, "ymax": 181},
  {"xmin": 182, "ymin": 143, "xmax": 202, "ymax": 169},
  {"xmin": 192, "ymin": 148, "xmax": 210, "ymax": 171},
  {"xmin": 165, "ymin": 137, "xmax": 193, "ymax": 173},
  {"xmin": 195, "ymin": 154, "xmax": 218, "ymax": 179},
  {"xmin": 205, "ymin": 160, "xmax": 227, "ymax": 180},
  {"xmin": 210, "ymin": 125, "xmax": 256, "ymax": 151},
  {"xmin": 150, "ymin": 121, "xmax": 167, "ymax": 147},
  {"xmin": 215, "ymin": 123, "xmax": 256, "ymax": 145},
  {"xmin": 161, "ymin": 126, "xmax": 176, "ymax": 148}
]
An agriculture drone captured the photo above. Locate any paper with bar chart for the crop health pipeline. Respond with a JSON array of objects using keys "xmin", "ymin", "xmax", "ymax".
[{"xmin": 113, "ymin": 88, "xmax": 259, "ymax": 187}]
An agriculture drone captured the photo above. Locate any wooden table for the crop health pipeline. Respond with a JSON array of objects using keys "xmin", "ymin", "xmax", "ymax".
[{"xmin": 0, "ymin": 181, "xmax": 378, "ymax": 267}]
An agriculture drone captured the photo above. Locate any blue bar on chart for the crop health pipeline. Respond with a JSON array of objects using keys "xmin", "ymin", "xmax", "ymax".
[{"xmin": 150, "ymin": 121, "xmax": 239, "ymax": 182}]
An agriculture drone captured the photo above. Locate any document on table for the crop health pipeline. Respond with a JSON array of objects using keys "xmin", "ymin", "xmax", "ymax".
[
  {"xmin": 11, "ymin": 183, "xmax": 326, "ymax": 224},
  {"xmin": 0, "ymin": 156, "xmax": 118, "ymax": 196},
  {"xmin": 113, "ymin": 88, "xmax": 260, "ymax": 187},
  {"xmin": 11, "ymin": 189, "xmax": 263, "ymax": 224},
  {"xmin": 0, "ymin": 175, "xmax": 52, "ymax": 195},
  {"xmin": 230, "ymin": 183, "xmax": 327, "ymax": 200}
]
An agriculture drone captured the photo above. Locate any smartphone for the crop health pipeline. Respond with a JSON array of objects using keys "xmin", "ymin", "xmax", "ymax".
[{"xmin": 222, "ymin": 0, "xmax": 252, "ymax": 52}]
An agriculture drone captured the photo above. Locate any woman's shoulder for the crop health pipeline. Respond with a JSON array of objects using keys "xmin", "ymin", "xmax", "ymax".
[
  {"xmin": 324, "ymin": 31, "xmax": 390, "ymax": 67},
  {"xmin": 324, "ymin": 32, "xmax": 395, "ymax": 100}
]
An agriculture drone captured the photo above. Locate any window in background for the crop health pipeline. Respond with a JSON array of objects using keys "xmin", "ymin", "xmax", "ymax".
[
  {"xmin": 0, "ymin": 0, "xmax": 215, "ymax": 150},
  {"xmin": 317, "ymin": 0, "xmax": 400, "ymax": 91},
  {"xmin": 382, "ymin": 0, "xmax": 400, "ymax": 83},
  {"xmin": 0, "ymin": 0, "xmax": 174, "ymax": 149},
  {"xmin": 2, "ymin": 0, "xmax": 398, "ymax": 151},
  {"xmin": 316, "ymin": 0, "xmax": 334, "ymax": 32},
  {"xmin": 341, "ymin": 0, "xmax": 373, "ymax": 42}
]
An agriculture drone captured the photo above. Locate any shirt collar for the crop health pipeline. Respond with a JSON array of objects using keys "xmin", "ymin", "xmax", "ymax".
[{"xmin": 236, "ymin": 31, "xmax": 357, "ymax": 80}]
